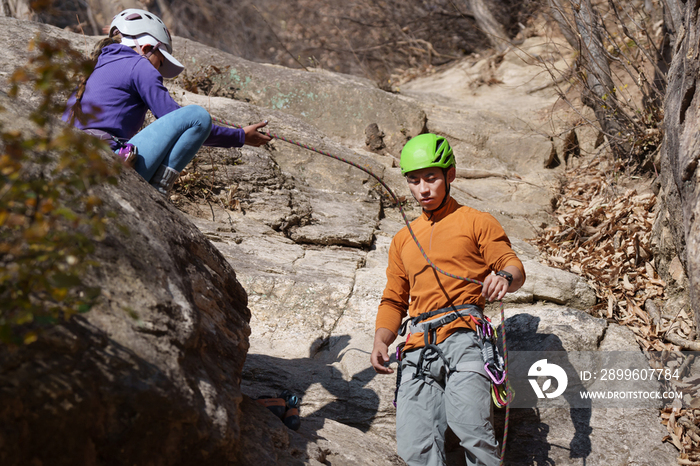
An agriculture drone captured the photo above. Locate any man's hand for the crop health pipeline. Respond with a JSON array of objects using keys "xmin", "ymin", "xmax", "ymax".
[
  {"xmin": 243, "ymin": 120, "xmax": 272, "ymax": 147},
  {"xmin": 482, "ymin": 271, "xmax": 509, "ymax": 302},
  {"xmin": 371, "ymin": 327, "xmax": 397, "ymax": 374},
  {"xmin": 481, "ymin": 265, "xmax": 524, "ymax": 302}
]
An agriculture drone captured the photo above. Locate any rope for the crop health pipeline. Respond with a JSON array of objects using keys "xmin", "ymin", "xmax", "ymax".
[{"xmin": 211, "ymin": 115, "xmax": 511, "ymax": 463}]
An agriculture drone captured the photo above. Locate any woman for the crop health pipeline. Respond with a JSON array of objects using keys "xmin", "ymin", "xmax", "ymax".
[{"xmin": 63, "ymin": 8, "xmax": 271, "ymax": 195}]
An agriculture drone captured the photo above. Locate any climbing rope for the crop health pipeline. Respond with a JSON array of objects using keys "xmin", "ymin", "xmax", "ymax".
[{"xmin": 211, "ymin": 115, "xmax": 512, "ymax": 464}]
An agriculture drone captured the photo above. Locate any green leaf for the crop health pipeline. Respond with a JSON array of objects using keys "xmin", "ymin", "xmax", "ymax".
[
  {"xmin": 77, "ymin": 303, "xmax": 92, "ymax": 314},
  {"xmin": 33, "ymin": 314, "xmax": 58, "ymax": 325},
  {"xmin": 50, "ymin": 272, "xmax": 82, "ymax": 288},
  {"xmin": 83, "ymin": 286, "xmax": 101, "ymax": 300}
]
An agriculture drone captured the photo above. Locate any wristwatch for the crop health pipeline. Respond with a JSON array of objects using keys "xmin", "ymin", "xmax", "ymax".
[{"xmin": 495, "ymin": 270, "xmax": 513, "ymax": 287}]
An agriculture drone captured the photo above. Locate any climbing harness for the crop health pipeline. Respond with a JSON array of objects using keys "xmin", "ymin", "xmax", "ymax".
[
  {"xmin": 211, "ymin": 115, "xmax": 513, "ymax": 465},
  {"xmin": 393, "ymin": 304, "xmax": 510, "ymax": 410},
  {"xmin": 398, "ymin": 304, "xmax": 483, "ymax": 382},
  {"xmin": 83, "ymin": 129, "xmax": 137, "ymax": 167}
]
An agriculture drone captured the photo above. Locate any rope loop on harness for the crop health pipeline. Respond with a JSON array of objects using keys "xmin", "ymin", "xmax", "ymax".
[{"xmin": 211, "ymin": 115, "xmax": 512, "ymax": 465}]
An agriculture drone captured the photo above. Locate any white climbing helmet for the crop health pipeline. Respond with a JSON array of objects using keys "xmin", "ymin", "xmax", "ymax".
[{"xmin": 109, "ymin": 9, "xmax": 184, "ymax": 79}]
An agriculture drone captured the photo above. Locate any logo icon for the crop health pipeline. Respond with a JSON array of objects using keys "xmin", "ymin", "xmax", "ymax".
[{"xmin": 528, "ymin": 359, "xmax": 568, "ymax": 399}]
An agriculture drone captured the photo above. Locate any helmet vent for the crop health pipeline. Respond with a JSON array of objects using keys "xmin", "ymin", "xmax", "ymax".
[
  {"xmin": 433, "ymin": 140, "xmax": 444, "ymax": 163},
  {"xmin": 126, "ymin": 13, "xmax": 141, "ymax": 20}
]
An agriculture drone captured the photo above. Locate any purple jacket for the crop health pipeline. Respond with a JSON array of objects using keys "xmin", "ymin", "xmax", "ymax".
[{"xmin": 63, "ymin": 43, "xmax": 244, "ymax": 149}]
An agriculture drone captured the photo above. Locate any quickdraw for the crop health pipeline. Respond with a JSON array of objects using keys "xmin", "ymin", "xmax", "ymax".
[{"xmin": 211, "ymin": 115, "xmax": 513, "ymax": 465}]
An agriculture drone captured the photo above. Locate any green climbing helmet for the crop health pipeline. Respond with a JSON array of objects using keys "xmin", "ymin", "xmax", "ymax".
[{"xmin": 400, "ymin": 133, "xmax": 455, "ymax": 176}]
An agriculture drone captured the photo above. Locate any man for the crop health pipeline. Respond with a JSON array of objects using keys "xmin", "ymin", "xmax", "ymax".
[{"xmin": 370, "ymin": 133, "xmax": 525, "ymax": 466}]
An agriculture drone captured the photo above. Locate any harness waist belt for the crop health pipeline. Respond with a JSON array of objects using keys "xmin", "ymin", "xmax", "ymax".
[
  {"xmin": 83, "ymin": 129, "xmax": 115, "ymax": 141},
  {"xmin": 83, "ymin": 129, "xmax": 129, "ymax": 149},
  {"xmin": 399, "ymin": 303, "xmax": 483, "ymax": 337}
]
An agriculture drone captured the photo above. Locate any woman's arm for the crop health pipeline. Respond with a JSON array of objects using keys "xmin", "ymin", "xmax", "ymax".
[{"xmin": 133, "ymin": 59, "xmax": 270, "ymax": 148}]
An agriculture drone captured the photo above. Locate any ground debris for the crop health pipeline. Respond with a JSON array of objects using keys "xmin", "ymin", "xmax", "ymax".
[
  {"xmin": 529, "ymin": 157, "xmax": 699, "ymax": 461},
  {"xmin": 530, "ymin": 158, "xmax": 667, "ymax": 334}
]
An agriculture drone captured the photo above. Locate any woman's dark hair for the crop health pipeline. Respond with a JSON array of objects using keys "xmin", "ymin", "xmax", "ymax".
[{"xmin": 69, "ymin": 34, "xmax": 122, "ymax": 125}]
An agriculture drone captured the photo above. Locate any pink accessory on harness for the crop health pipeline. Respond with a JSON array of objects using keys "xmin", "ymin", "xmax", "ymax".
[{"xmin": 117, "ymin": 143, "xmax": 137, "ymax": 167}]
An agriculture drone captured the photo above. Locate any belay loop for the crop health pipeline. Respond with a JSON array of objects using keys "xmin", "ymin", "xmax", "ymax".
[{"xmin": 211, "ymin": 115, "xmax": 512, "ymax": 465}]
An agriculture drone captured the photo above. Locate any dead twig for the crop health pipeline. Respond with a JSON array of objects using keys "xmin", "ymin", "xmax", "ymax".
[
  {"xmin": 665, "ymin": 331, "xmax": 700, "ymax": 351},
  {"xmin": 455, "ymin": 168, "xmax": 510, "ymax": 179},
  {"xmin": 678, "ymin": 355, "xmax": 696, "ymax": 378}
]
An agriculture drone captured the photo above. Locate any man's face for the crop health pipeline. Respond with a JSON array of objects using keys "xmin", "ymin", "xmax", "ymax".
[{"xmin": 406, "ymin": 166, "xmax": 454, "ymax": 211}]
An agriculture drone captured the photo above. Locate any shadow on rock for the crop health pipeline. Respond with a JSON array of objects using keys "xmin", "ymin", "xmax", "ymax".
[
  {"xmin": 0, "ymin": 318, "xmax": 245, "ymax": 466},
  {"xmin": 242, "ymin": 334, "xmax": 381, "ymax": 433},
  {"xmin": 447, "ymin": 313, "xmax": 593, "ymax": 465},
  {"xmin": 498, "ymin": 313, "xmax": 592, "ymax": 466}
]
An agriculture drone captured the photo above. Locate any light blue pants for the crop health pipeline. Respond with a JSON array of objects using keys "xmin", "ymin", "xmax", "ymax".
[
  {"xmin": 129, "ymin": 105, "xmax": 212, "ymax": 182},
  {"xmin": 396, "ymin": 331, "xmax": 500, "ymax": 466}
]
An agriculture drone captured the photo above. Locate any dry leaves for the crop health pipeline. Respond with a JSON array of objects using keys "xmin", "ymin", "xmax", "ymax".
[
  {"xmin": 661, "ymin": 403, "xmax": 700, "ymax": 463},
  {"xmin": 530, "ymin": 158, "xmax": 700, "ymax": 460},
  {"xmin": 530, "ymin": 158, "xmax": 682, "ymax": 349}
]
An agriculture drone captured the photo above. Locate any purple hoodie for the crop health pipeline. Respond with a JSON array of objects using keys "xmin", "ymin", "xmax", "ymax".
[{"xmin": 63, "ymin": 43, "xmax": 244, "ymax": 149}]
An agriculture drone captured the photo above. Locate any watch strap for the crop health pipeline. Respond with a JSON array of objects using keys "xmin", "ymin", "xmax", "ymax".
[{"xmin": 495, "ymin": 270, "xmax": 513, "ymax": 286}]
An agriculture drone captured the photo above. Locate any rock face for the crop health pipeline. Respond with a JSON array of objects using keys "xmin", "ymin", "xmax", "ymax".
[
  {"xmin": 0, "ymin": 94, "xmax": 253, "ymax": 464},
  {"xmin": 511, "ymin": 259, "xmax": 597, "ymax": 309},
  {"xmin": 0, "ymin": 15, "xmax": 682, "ymax": 466},
  {"xmin": 499, "ymin": 308, "xmax": 677, "ymax": 466},
  {"xmin": 172, "ymin": 36, "xmax": 427, "ymax": 156},
  {"xmin": 658, "ymin": 0, "xmax": 700, "ymax": 329}
]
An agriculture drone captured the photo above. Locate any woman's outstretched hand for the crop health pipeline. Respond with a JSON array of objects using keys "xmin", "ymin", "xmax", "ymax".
[{"xmin": 243, "ymin": 120, "xmax": 272, "ymax": 147}]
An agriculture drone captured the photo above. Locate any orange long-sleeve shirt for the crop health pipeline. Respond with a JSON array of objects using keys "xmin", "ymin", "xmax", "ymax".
[{"xmin": 376, "ymin": 197, "xmax": 525, "ymax": 351}]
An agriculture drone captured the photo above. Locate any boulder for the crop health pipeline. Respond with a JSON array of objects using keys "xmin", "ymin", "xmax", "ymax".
[
  {"xmin": 0, "ymin": 93, "xmax": 253, "ymax": 464},
  {"xmin": 172, "ymin": 37, "xmax": 427, "ymax": 155},
  {"xmin": 173, "ymin": 91, "xmax": 385, "ymax": 248},
  {"xmin": 497, "ymin": 307, "xmax": 677, "ymax": 466},
  {"xmin": 509, "ymin": 259, "xmax": 598, "ymax": 309}
]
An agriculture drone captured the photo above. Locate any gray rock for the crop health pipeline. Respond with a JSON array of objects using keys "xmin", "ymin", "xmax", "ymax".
[
  {"xmin": 172, "ymin": 37, "xmax": 427, "ymax": 155},
  {"xmin": 497, "ymin": 306, "xmax": 676, "ymax": 465},
  {"xmin": 514, "ymin": 259, "xmax": 598, "ymax": 309},
  {"xmin": 177, "ymin": 91, "xmax": 385, "ymax": 248},
  {"xmin": 599, "ymin": 323, "xmax": 640, "ymax": 351},
  {"xmin": 288, "ymin": 193, "xmax": 380, "ymax": 247},
  {"xmin": 501, "ymin": 305, "xmax": 607, "ymax": 352},
  {"xmin": 299, "ymin": 418, "xmax": 405, "ymax": 466},
  {"xmin": 238, "ymin": 397, "xmax": 404, "ymax": 465},
  {"xmin": 0, "ymin": 95, "xmax": 253, "ymax": 464}
]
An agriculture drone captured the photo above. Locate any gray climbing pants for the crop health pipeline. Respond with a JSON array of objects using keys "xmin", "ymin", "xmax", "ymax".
[{"xmin": 396, "ymin": 330, "xmax": 500, "ymax": 466}]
